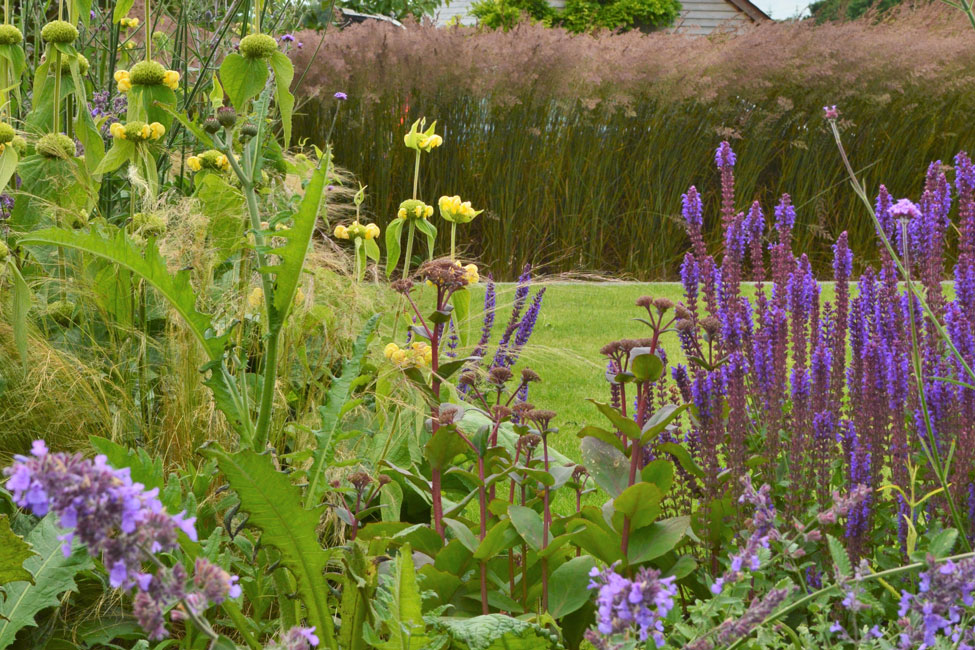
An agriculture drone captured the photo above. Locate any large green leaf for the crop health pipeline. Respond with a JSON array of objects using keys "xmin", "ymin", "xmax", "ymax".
[
  {"xmin": 269, "ymin": 52, "xmax": 295, "ymax": 148},
  {"xmin": 306, "ymin": 314, "xmax": 380, "ymax": 507},
  {"xmin": 547, "ymin": 555, "xmax": 596, "ymax": 619},
  {"xmin": 265, "ymin": 162, "xmax": 327, "ymax": 333},
  {"xmin": 384, "ymin": 218, "xmax": 405, "ymax": 277},
  {"xmin": 18, "ymin": 228, "xmax": 228, "ymax": 360},
  {"xmin": 380, "ymin": 544, "xmax": 434, "ymax": 650},
  {"xmin": 507, "ymin": 505, "xmax": 544, "ymax": 551},
  {"xmin": 0, "ymin": 516, "xmax": 92, "ymax": 648},
  {"xmin": 205, "ymin": 449, "xmax": 336, "ymax": 650},
  {"xmin": 0, "ymin": 515, "xmax": 34, "ymax": 592},
  {"xmin": 219, "ymin": 54, "xmax": 268, "ymax": 112}
]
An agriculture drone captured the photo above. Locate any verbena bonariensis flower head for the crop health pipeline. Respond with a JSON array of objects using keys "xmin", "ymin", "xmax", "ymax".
[
  {"xmin": 586, "ymin": 564, "xmax": 677, "ymax": 647},
  {"xmin": 3, "ymin": 441, "xmax": 239, "ymax": 639},
  {"xmin": 898, "ymin": 555, "xmax": 975, "ymax": 650}
]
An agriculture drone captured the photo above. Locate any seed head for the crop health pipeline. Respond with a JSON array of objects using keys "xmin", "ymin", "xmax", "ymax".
[
  {"xmin": 239, "ymin": 33, "xmax": 278, "ymax": 59},
  {"xmin": 0, "ymin": 24, "xmax": 23, "ymax": 45},
  {"xmin": 41, "ymin": 20, "xmax": 78, "ymax": 44},
  {"xmin": 37, "ymin": 133, "xmax": 76, "ymax": 159},
  {"xmin": 521, "ymin": 368, "xmax": 541, "ymax": 383},
  {"xmin": 488, "ymin": 367, "xmax": 513, "ymax": 386},
  {"xmin": 348, "ymin": 472, "xmax": 373, "ymax": 490},
  {"xmin": 129, "ymin": 60, "xmax": 167, "ymax": 86},
  {"xmin": 202, "ymin": 117, "xmax": 220, "ymax": 134}
]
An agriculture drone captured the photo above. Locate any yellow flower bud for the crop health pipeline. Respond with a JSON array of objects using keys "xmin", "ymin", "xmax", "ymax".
[
  {"xmin": 333, "ymin": 225, "xmax": 349, "ymax": 239},
  {"xmin": 391, "ymin": 349, "xmax": 408, "ymax": 366},
  {"xmin": 117, "ymin": 78, "xmax": 132, "ymax": 92},
  {"xmin": 110, "ymin": 122, "xmax": 126, "ymax": 139},
  {"xmin": 114, "ymin": 69, "xmax": 129, "ymax": 82},
  {"xmin": 397, "ymin": 208, "xmax": 407, "ymax": 220},
  {"xmin": 125, "ymin": 41, "xmax": 135, "ymax": 50},
  {"xmin": 139, "ymin": 124, "xmax": 152, "ymax": 140},
  {"xmin": 149, "ymin": 122, "xmax": 165, "ymax": 139},
  {"xmin": 365, "ymin": 223, "xmax": 380, "ymax": 240},
  {"xmin": 186, "ymin": 156, "xmax": 201, "ymax": 171},
  {"xmin": 463, "ymin": 263, "xmax": 479, "ymax": 285},
  {"xmin": 384, "ymin": 343, "xmax": 400, "ymax": 359}
]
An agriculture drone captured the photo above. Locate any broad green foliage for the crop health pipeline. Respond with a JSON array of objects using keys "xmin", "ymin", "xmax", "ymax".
[
  {"xmin": 0, "ymin": 515, "xmax": 34, "ymax": 596},
  {"xmin": 432, "ymin": 615, "xmax": 562, "ymax": 649},
  {"xmin": 0, "ymin": 516, "xmax": 92, "ymax": 648},
  {"xmin": 18, "ymin": 228, "xmax": 229, "ymax": 360},
  {"xmin": 205, "ymin": 449, "xmax": 337, "ymax": 649}
]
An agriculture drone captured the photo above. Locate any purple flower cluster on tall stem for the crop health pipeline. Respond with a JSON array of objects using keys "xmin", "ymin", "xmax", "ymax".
[{"xmin": 665, "ymin": 141, "xmax": 975, "ymax": 553}]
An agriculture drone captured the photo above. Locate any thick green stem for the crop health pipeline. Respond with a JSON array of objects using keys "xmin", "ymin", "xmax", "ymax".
[
  {"xmin": 450, "ymin": 223, "xmax": 457, "ymax": 261},
  {"xmin": 223, "ymin": 133, "xmax": 277, "ymax": 448},
  {"xmin": 402, "ymin": 221, "xmax": 415, "ymax": 280},
  {"xmin": 53, "ymin": 50, "xmax": 62, "ymax": 134}
]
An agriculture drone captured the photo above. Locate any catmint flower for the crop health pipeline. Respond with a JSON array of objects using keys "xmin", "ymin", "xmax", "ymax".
[
  {"xmin": 898, "ymin": 555, "xmax": 975, "ymax": 649},
  {"xmin": 334, "ymin": 91, "xmax": 347, "ymax": 101},
  {"xmin": 280, "ymin": 33, "xmax": 295, "ymax": 42},
  {"xmin": 265, "ymin": 626, "xmax": 320, "ymax": 650},
  {"xmin": 823, "ymin": 105, "xmax": 839, "ymax": 119},
  {"xmin": 3, "ymin": 441, "xmax": 240, "ymax": 639},
  {"xmin": 587, "ymin": 564, "xmax": 676, "ymax": 646}
]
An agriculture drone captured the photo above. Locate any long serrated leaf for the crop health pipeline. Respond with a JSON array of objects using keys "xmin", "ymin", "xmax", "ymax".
[
  {"xmin": 269, "ymin": 52, "xmax": 295, "ymax": 149},
  {"xmin": 18, "ymin": 228, "xmax": 228, "ymax": 360},
  {"xmin": 205, "ymin": 449, "xmax": 336, "ymax": 650},
  {"xmin": 266, "ymin": 162, "xmax": 327, "ymax": 333},
  {"xmin": 827, "ymin": 534, "xmax": 852, "ymax": 578},
  {"xmin": 306, "ymin": 314, "xmax": 380, "ymax": 507},
  {"xmin": 0, "ymin": 516, "xmax": 93, "ymax": 648},
  {"xmin": 8, "ymin": 261, "xmax": 30, "ymax": 370}
]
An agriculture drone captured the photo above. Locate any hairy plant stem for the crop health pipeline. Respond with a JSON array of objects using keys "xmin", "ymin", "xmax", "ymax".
[
  {"xmin": 477, "ymin": 453, "xmax": 489, "ymax": 615},
  {"xmin": 221, "ymin": 131, "xmax": 277, "ymax": 449},
  {"xmin": 450, "ymin": 222, "xmax": 457, "ymax": 261}
]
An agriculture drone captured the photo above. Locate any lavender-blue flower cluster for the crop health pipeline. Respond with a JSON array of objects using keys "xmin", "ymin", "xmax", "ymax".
[{"xmin": 3, "ymin": 440, "xmax": 240, "ymax": 639}]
